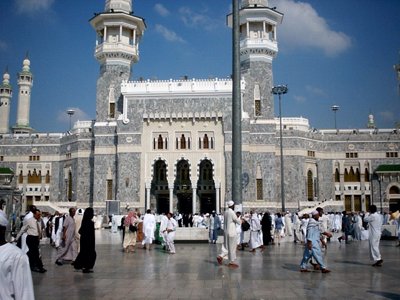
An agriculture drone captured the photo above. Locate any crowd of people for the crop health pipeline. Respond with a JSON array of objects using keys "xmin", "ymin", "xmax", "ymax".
[{"xmin": 1, "ymin": 201, "xmax": 399, "ymax": 299}]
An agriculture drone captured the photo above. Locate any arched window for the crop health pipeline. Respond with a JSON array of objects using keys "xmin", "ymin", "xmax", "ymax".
[
  {"xmin": 19, "ymin": 170, "xmax": 23, "ymax": 184},
  {"xmin": 45, "ymin": 171, "xmax": 51, "ymax": 183},
  {"xmin": 176, "ymin": 138, "xmax": 179, "ymax": 149},
  {"xmin": 389, "ymin": 186, "xmax": 400, "ymax": 194},
  {"xmin": 334, "ymin": 168, "xmax": 340, "ymax": 182},
  {"xmin": 203, "ymin": 134, "xmax": 209, "ymax": 149},
  {"xmin": 364, "ymin": 168, "xmax": 370, "ymax": 182},
  {"xmin": 210, "ymin": 138, "xmax": 214, "ymax": 149},
  {"xmin": 307, "ymin": 170, "xmax": 314, "ymax": 201},
  {"xmin": 188, "ymin": 138, "xmax": 191, "ymax": 150},
  {"xmin": 157, "ymin": 135, "xmax": 163, "ymax": 149},
  {"xmin": 344, "ymin": 168, "xmax": 350, "ymax": 182},
  {"xmin": 180, "ymin": 134, "xmax": 186, "ymax": 149}
]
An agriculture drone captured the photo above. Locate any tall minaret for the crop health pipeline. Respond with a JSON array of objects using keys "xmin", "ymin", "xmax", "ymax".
[
  {"xmin": 90, "ymin": 0, "xmax": 146, "ymax": 122},
  {"xmin": 13, "ymin": 57, "xmax": 34, "ymax": 133},
  {"xmin": 228, "ymin": 0, "xmax": 283, "ymax": 120},
  {"xmin": 0, "ymin": 69, "xmax": 12, "ymax": 134}
]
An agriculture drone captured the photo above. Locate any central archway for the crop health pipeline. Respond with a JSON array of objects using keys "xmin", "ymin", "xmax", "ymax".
[
  {"xmin": 197, "ymin": 159, "xmax": 216, "ymax": 213},
  {"xmin": 174, "ymin": 159, "xmax": 192, "ymax": 214},
  {"xmin": 151, "ymin": 159, "xmax": 169, "ymax": 214}
]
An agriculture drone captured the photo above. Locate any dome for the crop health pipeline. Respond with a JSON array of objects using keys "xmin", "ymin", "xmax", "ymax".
[{"xmin": 105, "ymin": 0, "xmax": 132, "ymax": 13}]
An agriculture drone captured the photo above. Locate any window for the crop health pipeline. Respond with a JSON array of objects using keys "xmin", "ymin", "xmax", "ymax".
[
  {"xmin": 109, "ymin": 103, "xmax": 115, "ymax": 118},
  {"xmin": 334, "ymin": 168, "xmax": 340, "ymax": 182},
  {"xmin": 255, "ymin": 100, "xmax": 261, "ymax": 116},
  {"xmin": 28, "ymin": 169, "xmax": 41, "ymax": 184},
  {"xmin": 203, "ymin": 134, "xmax": 209, "ymax": 149},
  {"xmin": 157, "ymin": 135, "xmax": 163, "ymax": 149},
  {"xmin": 307, "ymin": 151, "xmax": 315, "ymax": 157},
  {"xmin": 0, "ymin": 156, "xmax": 3, "ymax": 161},
  {"xmin": 107, "ymin": 179, "xmax": 113, "ymax": 200},
  {"xmin": 256, "ymin": 179, "xmax": 263, "ymax": 200},
  {"xmin": 180, "ymin": 134, "xmax": 186, "ymax": 149},
  {"xmin": 19, "ymin": 170, "xmax": 23, "ymax": 184},
  {"xmin": 386, "ymin": 152, "xmax": 398, "ymax": 158},
  {"xmin": 307, "ymin": 170, "xmax": 314, "ymax": 201},
  {"xmin": 29, "ymin": 155, "xmax": 40, "ymax": 161},
  {"xmin": 345, "ymin": 152, "xmax": 358, "ymax": 158},
  {"xmin": 45, "ymin": 170, "xmax": 51, "ymax": 184},
  {"xmin": 66, "ymin": 153, "xmax": 72, "ymax": 159}
]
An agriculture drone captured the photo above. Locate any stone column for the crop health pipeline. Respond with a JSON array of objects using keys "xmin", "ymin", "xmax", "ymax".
[
  {"xmin": 192, "ymin": 187, "xmax": 197, "ymax": 214},
  {"xmin": 169, "ymin": 184, "xmax": 174, "ymax": 213},
  {"xmin": 145, "ymin": 182, "xmax": 151, "ymax": 211}
]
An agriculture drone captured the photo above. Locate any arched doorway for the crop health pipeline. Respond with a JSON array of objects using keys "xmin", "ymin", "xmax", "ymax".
[
  {"xmin": 388, "ymin": 185, "xmax": 400, "ymax": 212},
  {"xmin": 174, "ymin": 159, "xmax": 192, "ymax": 214},
  {"xmin": 198, "ymin": 159, "xmax": 216, "ymax": 213},
  {"xmin": 151, "ymin": 159, "xmax": 169, "ymax": 214}
]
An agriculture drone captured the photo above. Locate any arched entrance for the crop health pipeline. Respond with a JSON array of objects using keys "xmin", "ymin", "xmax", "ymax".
[
  {"xmin": 151, "ymin": 159, "xmax": 169, "ymax": 214},
  {"xmin": 174, "ymin": 159, "xmax": 192, "ymax": 214},
  {"xmin": 198, "ymin": 159, "xmax": 216, "ymax": 213},
  {"xmin": 388, "ymin": 185, "xmax": 400, "ymax": 212}
]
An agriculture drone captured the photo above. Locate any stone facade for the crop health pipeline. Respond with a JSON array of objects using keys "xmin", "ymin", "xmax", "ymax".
[{"xmin": 0, "ymin": 0, "xmax": 399, "ymax": 214}]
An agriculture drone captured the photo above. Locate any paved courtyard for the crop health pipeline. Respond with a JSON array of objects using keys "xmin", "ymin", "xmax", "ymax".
[{"xmin": 32, "ymin": 231, "xmax": 400, "ymax": 300}]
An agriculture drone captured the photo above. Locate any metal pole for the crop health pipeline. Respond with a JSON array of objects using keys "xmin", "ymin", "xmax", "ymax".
[
  {"xmin": 279, "ymin": 94, "xmax": 285, "ymax": 212},
  {"xmin": 378, "ymin": 178, "xmax": 382, "ymax": 213},
  {"xmin": 232, "ymin": 0, "xmax": 242, "ymax": 208}
]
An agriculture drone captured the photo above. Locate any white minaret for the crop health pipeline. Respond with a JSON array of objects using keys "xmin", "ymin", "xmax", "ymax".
[
  {"xmin": 0, "ymin": 70, "xmax": 12, "ymax": 134},
  {"xmin": 228, "ymin": 0, "xmax": 283, "ymax": 119},
  {"xmin": 90, "ymin": 0, "xmax": 146, "ymax": 121},
  {"xmin": 13, "ymin": 57, "xmax": 33, "ymax": 133}
]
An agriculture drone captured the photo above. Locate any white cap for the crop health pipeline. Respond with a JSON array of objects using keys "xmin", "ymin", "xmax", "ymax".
[
  {"xmin": 311, "ymin": 210, "xmax": 319, "ymax": 216},
  {"xmin": 0, "ymin": 210, "xmax": 8, "ymax": 227},
  {"xmin": 227, "ymin": 200, "xmax": 234, "ymax": 207}
]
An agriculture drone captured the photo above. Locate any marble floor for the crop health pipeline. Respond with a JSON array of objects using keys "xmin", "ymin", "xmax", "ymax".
[{"xmin": 33, "ymin": 231, "xmax": 400, "ymax": 300}]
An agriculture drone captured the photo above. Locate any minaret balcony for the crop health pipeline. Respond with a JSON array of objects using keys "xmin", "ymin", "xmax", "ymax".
[
  {"xmin": 95, "ymin": 42, "xmax": 139, "ymax": 62},
  {"xmin": 240, "ymin": 37, "xmax": 278, "ymax": 53}
]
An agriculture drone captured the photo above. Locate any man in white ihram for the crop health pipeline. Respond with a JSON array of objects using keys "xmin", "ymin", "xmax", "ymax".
[
  {"xmin": 0, "ymin": 209, "xmax": 34, "ymax": 300},
  {"xmin": 143, "ymin": 209, "xmax": 156, "ymax": 250},
  {"xmin": 217, "ymin": 200, "xmax": 242, "ymax": 268}
]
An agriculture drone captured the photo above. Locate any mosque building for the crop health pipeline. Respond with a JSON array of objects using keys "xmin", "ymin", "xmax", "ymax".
[{"xmin": 0, "ymin": 0, "xmax": 399, "ymax": 215}]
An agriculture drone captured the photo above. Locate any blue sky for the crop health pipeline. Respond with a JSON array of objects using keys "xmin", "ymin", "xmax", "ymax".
[{"xmin": 0, "ymin": 0, "xmax": 399, "ymax": 133}]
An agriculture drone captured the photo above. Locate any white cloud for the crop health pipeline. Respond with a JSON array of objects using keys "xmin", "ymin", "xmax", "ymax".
[
  {"xmin": 178, "ymin": 7, "xmax": 219, "ymax": 31},
  {"xmin": 154, "ymin": 24, "xmax": 185, "ymax": 43},
  {"xmin": 15, "ymin": 0, "xmax": 54, "ymax": 15},
  {"xmin": 154, "ymin": 3, "xmax": 170, "ymax": 17},
  {"xmin": 57, "ymin": 107, "xmax": 90, "ymax": 125},
  {"xmin": 379, "ymin": 111, "xmax": 394, "ymax": 123},
  {"xmin": 0, "ymin": 41, "xmax": 7, "ymax": 52},
  {"xmin": 270, "ymin": 0, "xmax": 351, "ymax": 56},
  {"xmin": 305, "ymin": 85, "xmax": 327, "ymax": 97},
  {"xmin": 293, "ymin": 95, "xmax": 306, "ymax": 103}
]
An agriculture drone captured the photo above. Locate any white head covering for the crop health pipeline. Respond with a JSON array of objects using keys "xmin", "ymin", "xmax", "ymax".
[
  {"xmin": 227, "ymin": 200, "xmax": 234, "ymax": 207},
  {"xmin": 0, "ymin": 210, "xmax": 8, "ymax": 227},
  {"xmin": 311, "ymin": 210, "xmax": 319, "ymax": 216}
]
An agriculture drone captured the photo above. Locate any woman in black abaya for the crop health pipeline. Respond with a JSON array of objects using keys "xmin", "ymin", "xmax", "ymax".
[{"xmin": 74, "ymin": 207, "xmax": 96, "ymax": 273}]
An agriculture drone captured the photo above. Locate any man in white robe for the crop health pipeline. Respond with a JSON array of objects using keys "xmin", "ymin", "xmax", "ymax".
[
  {"xmin": 56, "ymin": 208, "xmax": 77, "ymax": 265},
  {"xmin": 0, "ymin": 210, "xmax": 35, "ymax": 300},
  {"xmin": 163, "ymin": 212, "xmax": 177, "ymax": 254},
  {"xmin": 143, "ymin": 209, "xmax": 156, "ymax": 250},
  {"xmin": 20, "ymin": 205, "xmax": 36, "ymax": 254},
  {"xmin": 217, "ymin": 201, "xmax": 242, "ymax": 268},
  {"xmin": 364, "ymin": 205, "xmax": 383, "ymax": 266},
  {"xmin": 249, "ymin": 211, "xmax": 263, "ymax": 252}
]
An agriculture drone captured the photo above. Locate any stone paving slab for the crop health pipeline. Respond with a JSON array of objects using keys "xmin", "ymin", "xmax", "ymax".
[{"xmin": 32, "ymin": 231, "xmax": 400, "ymax": 299}]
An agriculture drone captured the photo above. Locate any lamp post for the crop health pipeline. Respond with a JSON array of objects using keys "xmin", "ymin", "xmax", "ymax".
[
  {"xmin": 331, "ymin": 105, "xmax": 339, "ymax": 130},
  {"xmin": 272, "ymin": 85, "xmax": 288, "ymax": 212},
  {"xmin": 66, "ymin": 109, "xmax": 75, "ymax": 131}
]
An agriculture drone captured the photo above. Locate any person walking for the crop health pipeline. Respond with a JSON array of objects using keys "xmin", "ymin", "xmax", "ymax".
[
  {"xmin": 217, "ymin": 201, "xmax": 242, "ymax": 268},
  {"xmin": 261, "ymin": 212, "xmax": 272, "ymax": 246},
  {"xmin": 0, "ymin": 210, "xmax": 35, "ymax": 300},
  {"xmin": 249, "ymin": 211, "xmax": 263, "ymax": 252},
  {"xmin": 274, "ymin": 213, "xmax": 284, "ymax": 245},
  {"xmin": 299, "ymin": 210, "xmax": 332, "ymax": 273},
  {"xmin": 143, "ymin": 209, "xmax": 156, "ymax": 250},
  {"xmin": 364, "ymin": 205, "xmax": 383, "ymax": 266},
  {"xmin": 74, "ymin": 208, "xmax": 96, "ymax": 273},
  {"xmin": 209, "ymin": 211, "xmax": 221, "ymax": 244},
  {"xmin": 163, "ymin": 212, "xmax": 177, "ymax": 254},
  {"xmin": 55, "ymin": 207, "xmax": 76, "ymax": 265},
  {"xmin": 123, "ymin": 211, "xmax": 139, "ymax": 253},
  {"xmin": 15, "ymin": 208, "xmax": 47, "ymax": 273}
]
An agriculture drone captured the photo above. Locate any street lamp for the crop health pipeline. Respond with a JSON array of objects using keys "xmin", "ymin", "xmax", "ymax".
[
  {"xmin": 331, "ymin": 105, "xmax": 339, "ymax": 130},
  {"xmin": 272, "ymin": 85, "xmax": 288, "ymax": 212},
  {"xmin": 66, "ymin": 109, "xmax": 75, "ymax": 131}
]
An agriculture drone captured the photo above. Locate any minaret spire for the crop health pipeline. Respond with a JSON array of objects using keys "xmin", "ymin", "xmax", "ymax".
[
  {"xmin": 0, "ymin": 69, "xmax": 12, "ymax": 134},
  {"xmin": 12, "ymin": 57, "xmax": 34, "ymax": 134}
]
